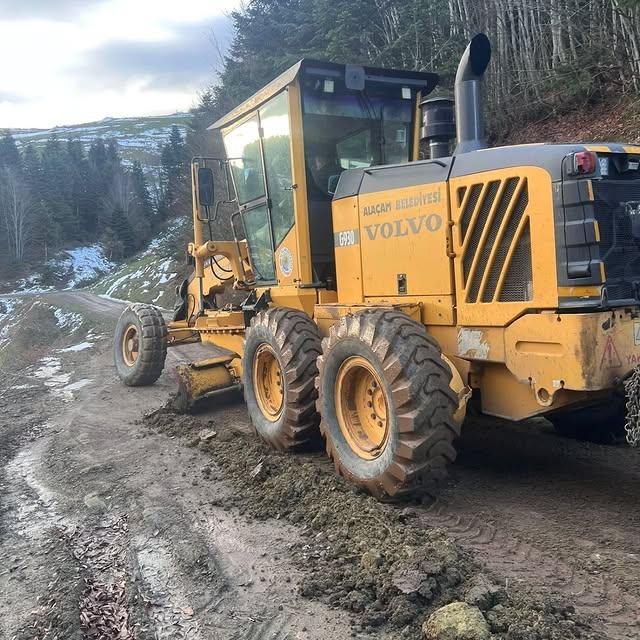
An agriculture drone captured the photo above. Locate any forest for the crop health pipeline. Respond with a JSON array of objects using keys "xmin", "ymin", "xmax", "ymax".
[
  {"xmin": 198, "ymin": 0, "xmax": 640, "ymax": 133},
  {"xmin": 0, "ymin": 126, "xmax": 189, "ymax": 278}
]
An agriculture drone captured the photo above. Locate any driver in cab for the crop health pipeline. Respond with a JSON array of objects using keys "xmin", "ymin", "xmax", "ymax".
[{"xmin": 307, "ymin": 143, "xmax": 344, "ymax": 197}]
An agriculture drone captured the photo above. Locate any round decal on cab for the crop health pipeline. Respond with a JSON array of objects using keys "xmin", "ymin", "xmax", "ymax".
[{"xmin": 279, "ymin": 247, "xmax": 294, "ymax": 277}]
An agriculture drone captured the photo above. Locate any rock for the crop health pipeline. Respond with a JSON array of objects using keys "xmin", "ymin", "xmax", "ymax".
[
  {"xmin": 485, "ymin": 604, "xmax": 507, "ymax": 633},
  {"xmin": 392, "ymin": 568, "xmax": 424, "ymax": 594},
  {"xmin": 423, "ymin": 602, "xmax": 490, "ymax": 640},
  {"xmin": 360, "ymin": 549, "xmax": 383, "ymax": 571},
  {"xmin": 464, "ymin": 573, "xmax": 504, "ymax": 610},
  {"xmin": 310, "ymin": 506, "xmax": 331, "ymax": 529},
  {"xmin": 83, "ymin": 494, "xmax": 108, "ymax": 513},
  {"xmin": 198, "ymin": 428, "xmax": 217, "ymax": 442},
  {"xmin": 250, "ymin": 460, "xmax": 269, "ymax": 481}
]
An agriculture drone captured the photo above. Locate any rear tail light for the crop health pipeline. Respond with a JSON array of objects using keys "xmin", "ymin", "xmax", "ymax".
[{"xmin": 572, "ymin": 151, "xmax": 597, "ymax": 175}]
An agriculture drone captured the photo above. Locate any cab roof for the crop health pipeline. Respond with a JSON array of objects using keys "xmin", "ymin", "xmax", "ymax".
[{"xmin": 209, "ymin": 58, "xmax": 439, "ymax": 131}]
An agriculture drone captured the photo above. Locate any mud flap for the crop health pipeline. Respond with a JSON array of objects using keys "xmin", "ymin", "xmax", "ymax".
[{"xmin": 174, "ymin": 355, "xmax": 240, "ymax": 412}]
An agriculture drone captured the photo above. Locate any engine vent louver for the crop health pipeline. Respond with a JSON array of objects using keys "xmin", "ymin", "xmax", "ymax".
[
  {"xmin": 458, "ymin": 177, "xmax": 531, "ymax": 303},
  {"xmin": 459, "ymin": 184, "xmax": 483, "ymax": 240}
]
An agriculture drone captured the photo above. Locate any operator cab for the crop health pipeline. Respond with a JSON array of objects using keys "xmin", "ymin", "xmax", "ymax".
[{"xmin": 209, "ymin": 59, "xmax": 438, "ymax": 289}]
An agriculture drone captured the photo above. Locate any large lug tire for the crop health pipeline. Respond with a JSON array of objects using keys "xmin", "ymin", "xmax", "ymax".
[
  {"xmin": 242, "ymin": 308, "xmax": 322, "ymax": 451},
  {"xmin": 317, "ymin": 310, "xmax": 460, "ymax": 499},
  {"xmin": 548, "ymin": 397, "xmax": 626, "ymax": 444},
  {"xmin": 114, "ymin": 304, "xmax": 167, "ymax": 386}
]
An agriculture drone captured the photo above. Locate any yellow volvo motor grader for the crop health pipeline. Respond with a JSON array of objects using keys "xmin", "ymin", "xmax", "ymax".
[{"xmin": 114, "ymin": 34, "xmax": 640, "ymax": 498}]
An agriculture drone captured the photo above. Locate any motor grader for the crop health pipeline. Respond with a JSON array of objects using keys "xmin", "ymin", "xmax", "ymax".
[{"xmin": 114, "ymin": 34, "xmax": 640, "ymax": 498}]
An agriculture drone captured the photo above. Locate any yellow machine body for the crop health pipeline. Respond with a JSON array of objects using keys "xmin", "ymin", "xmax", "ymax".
[{"xmin": 166, "ymin": 56, "xmax": 640, "ymax": 424}]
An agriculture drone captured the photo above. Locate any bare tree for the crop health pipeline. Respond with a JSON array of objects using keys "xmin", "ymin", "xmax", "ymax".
[
  {"xmin": 104, "ymin": 168, "xmax": 134, "ymax": 219},
  {"xmin": 0, "ymin": 168, "xmax": 34, "ymax": 264}
]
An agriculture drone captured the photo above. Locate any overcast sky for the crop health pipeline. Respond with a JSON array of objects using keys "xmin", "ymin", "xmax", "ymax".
[{"xmin": 0, "ymin": 0, "xmax": 239, "ymax": 129}]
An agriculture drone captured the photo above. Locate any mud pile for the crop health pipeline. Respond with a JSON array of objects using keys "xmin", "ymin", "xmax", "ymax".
[{"xmin": 144, "ymin": 405, "xmax": 603, "ymax": 640}]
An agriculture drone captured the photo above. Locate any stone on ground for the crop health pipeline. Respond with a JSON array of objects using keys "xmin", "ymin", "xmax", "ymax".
[{"xmin": 423, "ymin": 601, "xmax": 490, "ymax": 640}]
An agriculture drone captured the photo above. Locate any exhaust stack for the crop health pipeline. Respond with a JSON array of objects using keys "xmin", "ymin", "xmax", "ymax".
[{"xmin": 454, "ymin": 33, "xmax": 491, "ymax": 154}]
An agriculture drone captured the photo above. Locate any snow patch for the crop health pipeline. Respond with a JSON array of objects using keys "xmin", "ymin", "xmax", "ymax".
[
  {"xmin": 0, "ymin": 298, "xmax": 16, "ymax": 321},
  {"xmin": 158, "ymin": 272, "xmax": 178, "ymax": 285},
  {"xmin": 12, "ymin": 273, "xmax": 54, "ymax": 294},
  {"xmin": 0, "ymin": 298, "xmax": 23, "ymax": 348},
  {"xmin": 53, "ymin": 308, "xmax": 83, "ymax": 331},
  {"xmin": 59, "ymin": 341, "xmax": 93, "ymax": 353},
  {"xmin": 63, "ymin": 245, "xmax": 115, "ymax": 288},
  {"xmin": 31, "ymin": 357, "xmax": 91, "ymax": 401},
  {"xmin": 4, "ymin": 244, "xmax": 115, "ymax": 294},
  {"xmin": 32, "ymin": 357, "xmax": 71, "ymax": 387}
]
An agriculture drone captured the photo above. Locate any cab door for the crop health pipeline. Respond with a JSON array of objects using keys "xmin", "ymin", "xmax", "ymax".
[
  {"xmin": 223, "ymin": 92, "xmax": 296, "ymax": 285},
  {"xmin": 224, "ymin": 115, "xmax": 276, "ymax": 282}
]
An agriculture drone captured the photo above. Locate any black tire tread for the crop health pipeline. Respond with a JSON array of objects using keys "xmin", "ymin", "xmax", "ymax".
[
  {"xmin": 317, "ymin": 309, "xmax": 460, "ymax": 498},
  {"xmin": 114, "ymin": 303, "xmax": 167, "ymax": 386},
  {"xmin": 245, "ymin": 308, "xmax": 322, "ymax": 451}
]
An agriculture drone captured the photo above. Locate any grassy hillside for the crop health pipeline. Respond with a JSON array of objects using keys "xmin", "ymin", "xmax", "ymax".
[
  {"xmin": 89, "ymin": 217, "xmax": 190, "ymax": 309},
  {"xmin": 10, "ymin": 112, "xmax": 191, "ymax": 175}
]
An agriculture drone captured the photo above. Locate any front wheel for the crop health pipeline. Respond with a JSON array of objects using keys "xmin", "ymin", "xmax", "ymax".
[
  {"xmin": 114, "ymin": 304, "xmax": 167, "ymax": 386},
  {"xmin": 242, "ymin": 308, "xmax": 322, "ymax": 451},
  {"xmin": 317, "ymin": 310, "xmax": 460, "ymax": 498}
]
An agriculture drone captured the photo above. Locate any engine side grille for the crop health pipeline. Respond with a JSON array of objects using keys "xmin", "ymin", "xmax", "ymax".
[
  {"xmin": 459, "ymin": 184, "xmax": 483, "ymax": 241},
  {"xmin": 498, "ymin": 223, "xmax": 533, "ymax": 301},
  {"xmin": 593, "ymin": 178, "xmax": 640, "ymax": 303},
  {"xmin": 457, "ymin": 176, "xmax": 532, "ymax": 304}
]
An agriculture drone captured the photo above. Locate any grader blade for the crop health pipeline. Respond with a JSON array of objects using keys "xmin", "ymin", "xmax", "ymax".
[{"xmin": 174, "ymin": 355, "xmax": 240, "ymax": 412}]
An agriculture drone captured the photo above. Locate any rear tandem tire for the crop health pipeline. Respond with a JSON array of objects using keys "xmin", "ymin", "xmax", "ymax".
[
  {"xmin": 242, "ymin": 308, "xmax": 323, "ymax": 451},
  {"xmin": 316, "ymin": 309, "xmax": 460, "ymax": 499},
  {"xmin": 114, "ymin": 304, "xmax": 167, "ymax": 386}
]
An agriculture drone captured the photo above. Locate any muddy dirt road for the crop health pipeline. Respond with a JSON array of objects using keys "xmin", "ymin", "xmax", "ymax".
[{"xmin": 1, "ymin": 291, "xmax": 639, "ymax": 639}]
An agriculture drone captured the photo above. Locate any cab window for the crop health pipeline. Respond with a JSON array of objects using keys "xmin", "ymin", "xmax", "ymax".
[
  {"xmin": 225, "ymin": 117, "xmax": 265, "ymax": 205},
  {"xmin": 242, "ymin": 204, "xmax": 275, "ymax": 281},
  {"xmin": 260, "ymin": 91, "xmax": 294, "ymax": 248}
]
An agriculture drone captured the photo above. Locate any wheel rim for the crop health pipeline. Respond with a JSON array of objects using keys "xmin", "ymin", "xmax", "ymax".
[
  {"xmin": 253, "ymin": 344, "xmax": 284, "ymax": 421},
  {"xmin": 335, "ymin": 356, "xmax": 389, "ymax": 459},
  {"xmin": 122, "ymin": 324, "xmax": 140, "ymax": 367}
]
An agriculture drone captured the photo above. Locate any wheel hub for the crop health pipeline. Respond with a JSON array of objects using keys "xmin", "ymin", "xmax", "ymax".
[
  {"xmin": 122, "ymin": 324, "xmax": 140, "ymax": 367},
  {"xmin": 335, "ymin": 356, "xmax": 389, "ymax": 459},
  {"xmin": 253, "ymin": 344, "xmax": 284, "ymax": 421}
]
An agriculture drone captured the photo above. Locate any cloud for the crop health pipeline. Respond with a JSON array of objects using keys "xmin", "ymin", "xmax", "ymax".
[
  {"xmin": 1, "ymin": 0, "xmax": 106, "ymax": 19},
  {"xmin": 69, "ymin": 16, "xmax": 232, "ymax": 94},
  {"xmin": 0, "ymin": 90, "xmax": 27, "ymax": 104}
]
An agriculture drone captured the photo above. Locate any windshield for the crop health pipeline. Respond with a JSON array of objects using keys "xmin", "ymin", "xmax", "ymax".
[{"xmin": 302, "ymin": 77, "xmax": 415, "ymax": 196}]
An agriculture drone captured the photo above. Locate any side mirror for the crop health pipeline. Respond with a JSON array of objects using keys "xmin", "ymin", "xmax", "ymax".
[{"xmin": 198, "ymin": 167, "xmax": 215, "ymax": 206}]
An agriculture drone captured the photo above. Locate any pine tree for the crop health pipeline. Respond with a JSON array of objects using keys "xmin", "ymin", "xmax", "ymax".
[
  {"xmin": 0, "ymin": 131, "xmax": 22, "ymax": 171},
  {"xmin": 159, "ymin": 126, "xmax": 189, "ymax": 218},
  {"xmin": 110, "ymin": 207, "xmax": 136, "ymax": 257},
  {"xmin": 41, "ymin": 134, "xmax": 74, "ymax": 242},
  {"xmin": 130, "ymin": 161, "xmax": 154, "ymax": 225},
  {"xmin": 22, "ymin": 144, "xmax": 51, "ymax": 259},
  {"xmin": 126, "ymin": 161, "xmax": 154, "ymax": 246}
]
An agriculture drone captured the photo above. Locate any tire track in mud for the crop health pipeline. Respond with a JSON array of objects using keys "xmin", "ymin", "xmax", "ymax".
[
  {"xmin": 416, "ymin": 500, "xmax": 639, "ymax": 638},
  {"xmin": 125, "ymin": 489, "xmax": 345, "ymax": 640},
  {"xmin": 413, "ymin": 416, "xmax": 640, "ymax": 640}
]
